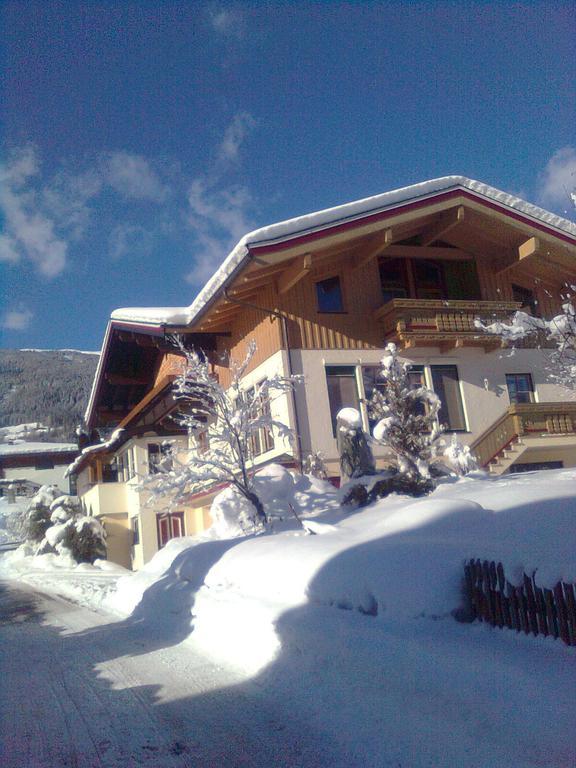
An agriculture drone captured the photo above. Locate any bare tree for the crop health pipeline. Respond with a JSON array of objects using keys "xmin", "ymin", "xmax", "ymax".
[{"xmin": 144, "ymin": 339, "xmax": 300, "ymax": 526}]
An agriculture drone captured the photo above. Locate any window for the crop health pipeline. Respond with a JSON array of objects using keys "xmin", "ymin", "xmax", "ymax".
[
  {"xmin": 327, "ymin": 362, "xmax": 466, "ymax": 438},
  {"xmin": 414, "ymin": 260, "xmax": 445, "ymax": 300},
  {"xmin": 34, "ymin": 457, "xmax": 55, "ymax": 470},
  {"xmin": 430, "ymin": 365, "xmax": 466, "ymax": 431},
  {"xmin": 379, "ymin": 258, "xmax": 409, "ymax": 303},
  {"xmin": 326, "ymin": 366, "xmax": 360, "ymax": 435},
  {"xmin": 131, "ymin": 517, "xmax": 140, "ymax": 546},
  {"xmin": 316, "ymin": 276, "xmax": 344, "ymax": 313},
  {"xmin": 512, "ymin": 285, "xmax": 538, "ymax": 316},
  {"xmin": 250, "ymin": 382, "xmax": 274, "ymax": 457},
  {"xmin": 68, "ymin": 474, "xmax": 78, "ymax": 496},
  {"xmin": 194, "ymin": 430, "xmax": 210, "ymax": 455},
  {"xmin": 116, "ymin": 449, "xmax": 136, "ymax": 482},
  {"xmin": 506, "ymin": 373, "xmax": 534, "ymax": 404},
  {"xmin": 157, "ymin": 512, "xmax": 185, "ymax": 548},
  {"xmin": 509, "ymin": 461, "xmax": 563, "ymax": 473},
  {"xmin": 378, "ymin": 256, "xmax": 481, "ymax": 303},
  {"xmin": 148, "ymin": 443, "xmax": 173, "ymax": 474},
  {"xmin": 101, "ymin": 461, "xmax": 119, "ymax": 483}
]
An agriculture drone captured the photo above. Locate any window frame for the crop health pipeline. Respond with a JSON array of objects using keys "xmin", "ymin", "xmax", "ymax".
[
  {"xmin": 147, "ymin": 442, "xmax": 173, "ymax": 475},
  {"xmin": 325, "ymin": 365, "xmax": 361, "ymax": 437},
  {"xmin": 249, "ymin": 380, "xmax": 275, "ymax": 458},
  {"xmin": 429, "ymin": 364, "xmax": 467, "ymax": 432},
  {"xmin": 315, "ymin": 273, "xmax": 346, "ymax": 314},
  {"xmin": 325, "ymin": 360, "xmax": 468, "ymax": 439},
  {"xmin": 505, "ymin": 373, "xmax": 535, "ymax": 405}
]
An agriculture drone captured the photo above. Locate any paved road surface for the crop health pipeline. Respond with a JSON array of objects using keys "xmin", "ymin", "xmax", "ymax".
[{"xmin": 0, "ymin": 580, "xmax": 343, "ymax": 768}]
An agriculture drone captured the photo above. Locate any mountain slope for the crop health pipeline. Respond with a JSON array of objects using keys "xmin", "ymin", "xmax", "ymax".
[{"xmin": 0, "ymin": 349, "xmax": 99, "ymax": 442}]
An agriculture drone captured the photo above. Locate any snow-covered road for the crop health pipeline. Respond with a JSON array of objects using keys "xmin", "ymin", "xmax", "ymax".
[{"xmin": 0, "ymin": 580, "xmax": 344, "ymax": 768}]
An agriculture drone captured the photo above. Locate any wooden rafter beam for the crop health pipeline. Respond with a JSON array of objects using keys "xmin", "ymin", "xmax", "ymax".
[
  {"xmin": 105, "ymin": 373, "xmax": 149, "ymax": 386},
  {"xmin": 384, "ymin": 245, "xmax": 473, "ymax": 261},
  {"xmin": 277, "ymin": 253, "xmax": 312, "ymax": 294},
  {"xmin": 355, "ymin": 228, "xmax": 393, "ymax": 269},
  {"xmin": 419, "ymin": 205, "xmax": 465, "ymax": 246},
  {"xmin": 242, "ymin": 262, "xmax": 287, "ymax": 281},
  {"xmin": 497, "ymin": 237, "xmax": 544, "ymax": 276}
]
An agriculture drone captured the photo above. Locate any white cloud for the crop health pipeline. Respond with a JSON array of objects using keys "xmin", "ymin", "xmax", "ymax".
[
  {"xmin": 42, "ymin": 168, "xmax": 102, "ymax": 240},
  {"xmin": 0, "ymin": 234, "xmax": 20, "ymax": 264},
  {"xmin": 0, "ymin": 147, "xmax": 68, "ymax": 277},
  {"xmin": 109, "ymin": 223, "xmax": 154, "ymax": 260},
  {"xmin": 218, "ymin": 111, "xmax": 256, "ymax": 164},
  {"xmin": 104, "ymin": 151, "xmax": 167, "ymax": 202},
  {"xmin": 209, "ymin": 7, "xmax": 246, "ymax": 38},
  {"xmin": 538, "ymin": 147, "xmax": 576, "ymax": 207},
  {"xmin": 185, "ymin": 112, "xmax": 258, "ymax": 284},
  {"xmin": 186, "ymin": 178, "xmax": 254, "ymax": 284},
  {"xmin": 2, "ymin": 307, "xmax": 33, "ymax": 331}
]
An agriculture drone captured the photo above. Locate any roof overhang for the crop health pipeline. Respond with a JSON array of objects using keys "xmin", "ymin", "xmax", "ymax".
[{"xmin": 109, "ymin": 176, "xmax": 576, "ymax": 334}]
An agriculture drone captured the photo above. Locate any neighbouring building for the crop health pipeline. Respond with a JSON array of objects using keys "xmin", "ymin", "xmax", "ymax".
[
  {"xmin": 72, "ymin": 176, "xmax": 576, "ymax": 569},
  {"xmin": 0, "ymin": 442, "xmax": 78, "ymax": 495}
]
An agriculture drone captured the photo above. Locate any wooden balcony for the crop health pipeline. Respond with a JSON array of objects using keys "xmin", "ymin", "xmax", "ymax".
[
  {"xmin": 374, "ymin": 298, "xmax": 522, "ymax": 350},
  {"xmin": 471, "ymin": 402, "xmax": 576, "ymax": 468}
]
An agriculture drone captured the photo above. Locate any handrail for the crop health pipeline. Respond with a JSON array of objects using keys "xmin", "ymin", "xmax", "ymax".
[{"xmin": 471, "ymin": 402, "xmax": 576, "ymax": 467}]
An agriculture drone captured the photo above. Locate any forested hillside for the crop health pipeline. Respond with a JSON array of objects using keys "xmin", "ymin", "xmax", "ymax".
[{"xmin": 0, "ymin": 350, "xmax": 99, "ymax": 442}]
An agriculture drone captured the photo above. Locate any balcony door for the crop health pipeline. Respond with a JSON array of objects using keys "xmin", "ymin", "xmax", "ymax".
[
  {"xmin": 157, "ymin": 511, "xmax": 185, "ymax": 548},
  {"xmin": 379, "ymin": 256, "xmax": 481, "ymax": 303}
]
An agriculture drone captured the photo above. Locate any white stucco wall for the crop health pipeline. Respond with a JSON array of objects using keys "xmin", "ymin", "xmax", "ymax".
[
  {"xmin": 237, "ymin": 348, "xmax": 296, "ymax": 466},
  {"xmin": 290, "ymin": 346, "xmax": 574, "ymax": 467}
]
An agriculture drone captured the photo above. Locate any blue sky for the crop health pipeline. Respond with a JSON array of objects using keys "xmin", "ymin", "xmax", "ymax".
[{"xmin": 1, "ymin": 1, "xmax": 575, "ymax": 351}]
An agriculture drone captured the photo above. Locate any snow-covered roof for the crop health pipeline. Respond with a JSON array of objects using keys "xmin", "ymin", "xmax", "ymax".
[
  {"xmin": 110, "ymin": 175, "xmax": 576, "ymax": 328},
  {"xmin": 65, "ymin": 429, "xmax": 125, "ymax": 477},
  {"xmin": 0, "ymin": 442, "xmax": 78, "ymax": 457}
]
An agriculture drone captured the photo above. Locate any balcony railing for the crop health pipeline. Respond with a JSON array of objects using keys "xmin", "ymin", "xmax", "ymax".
[
  {"xmin": 374, "ymin": 299, "xmax": 523, "ymax": 348},
  {"xmin": 471, "ymin": 402, "xmax": 576, "ymax": 467}
]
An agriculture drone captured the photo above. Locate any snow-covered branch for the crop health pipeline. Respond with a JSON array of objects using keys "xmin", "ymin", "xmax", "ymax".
[{"xmin": 475, "ymin": 292, "xmax": 576, "ymax": 389}]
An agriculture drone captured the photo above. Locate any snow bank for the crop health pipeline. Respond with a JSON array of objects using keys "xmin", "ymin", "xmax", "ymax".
[
  {"xmin": 101, "ymin": 469, "xmax": 576, "ymax": 672},
  {"xmin": 2, "ymin": 469, "xmax": 574, "ymax": 671}
]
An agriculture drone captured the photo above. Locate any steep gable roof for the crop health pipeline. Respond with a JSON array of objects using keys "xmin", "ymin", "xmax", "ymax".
[
  {"xmin": 110, "ymin": 175, "xmax": 576, "ymax": 329},
  {"xmin": 85, "ymin": 176, "xmax": 576, "ymax": 425}
]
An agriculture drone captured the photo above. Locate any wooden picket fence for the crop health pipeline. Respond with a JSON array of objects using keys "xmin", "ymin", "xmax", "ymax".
[{"xmin": 464, "ymin": 559, "xmax": 576, "ymax": 647}]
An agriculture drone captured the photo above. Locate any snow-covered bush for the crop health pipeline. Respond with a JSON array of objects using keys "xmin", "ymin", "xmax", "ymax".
[
  {"xmin": 21, "ymin": 488, "xmax": 107, "ymax": 564},
  {"xmin": 304, "ymin": 451, "xmax": 328, "ymax": 480},
  {"xmin": 144, "ymin": 338, "xmax": 300, "ymax": 528},
  {"xmin": 62, "ymin": 517, "xmax": 107, "ymax": 564},
  {"xmin": 209, "ymin": 464, "xmax": 298, "ymax": 537},
  {"xmin": 23, "ymin": 485, "xmax": 62, "ymax": 543},
  {"xmin": 369, "ymin": 343, "xmax": 442, "ymax": 492},
  {"xmin": 443, "ymin": 434, "xmax": 478, "ymax": 476},
  {"xmin": 336, "ymin": 407, "xmax": 376, "ymax": 483}
]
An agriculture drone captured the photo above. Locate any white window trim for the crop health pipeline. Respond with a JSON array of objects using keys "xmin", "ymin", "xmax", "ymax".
[{"xmin": 324, "ymin": 361, "xmax": 469, "ymax": 435}]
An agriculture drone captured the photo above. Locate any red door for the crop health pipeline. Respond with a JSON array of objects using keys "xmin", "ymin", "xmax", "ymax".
[{"xmin": 157, "ymin": 512, "xmax": 185, "ymax": 548}]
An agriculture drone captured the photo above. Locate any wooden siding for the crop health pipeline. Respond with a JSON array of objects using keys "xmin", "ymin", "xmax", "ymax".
[
  {"xmin": 207, "ymin": 250, "xmax": 570, "ymax": 369},
  {"xmin": 272, "ymin": 254, "xmax": 569, "ymax": 352},
  {"xmin": 214, "ymin": 286, "xmax": 284, "ymax": 387},
  {"xmin": 153, "ymin": 352, "xmax": 185, "ymax": 388},
  {"xmin": 276, "ymin": 256, "xmax": 383, "ymax": 350}
]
